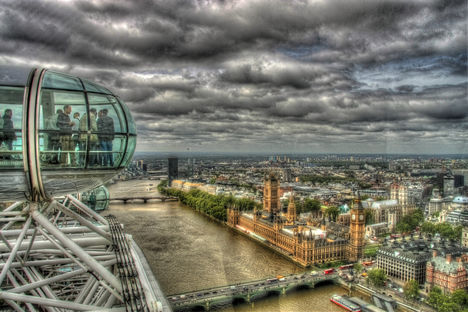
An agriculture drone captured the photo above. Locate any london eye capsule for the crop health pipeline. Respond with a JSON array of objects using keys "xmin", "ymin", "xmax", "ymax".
[{"xmin": 0, "ymin": 66, "xmax": 137, "ymax": 202}]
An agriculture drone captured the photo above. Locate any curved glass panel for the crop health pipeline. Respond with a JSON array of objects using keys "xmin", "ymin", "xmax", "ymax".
[
  {"xmin": 39, "ymin": 90, "xmax": 86, "ymax": 168},
  {"xmin": 88, "ymin": 94, "xmax": 126, "ymax": 132},
  {"xmin": 42, "ymin": 71, "xmax": 83, "ymax": 91},
  {"xmin": 83, "ymin": 80, "xmax": 112, "ymax": 94},
  {"xmin": 121, "ymin": 136, "xmax": 136, "ymax": 167},
  {"xmin": 118, "ymin": 99, "xmax": 136, "ymax": 135},
  {"xmin": 81, "ymin": 185, "xmax": 110, "ymax": 211},
  {"xmin": 0, "ymin": 86, "xmax": 24, "ymax": 168},
  {"xmin": 0, "ymin": 66, "xmax": 31, "ymax": 86}
]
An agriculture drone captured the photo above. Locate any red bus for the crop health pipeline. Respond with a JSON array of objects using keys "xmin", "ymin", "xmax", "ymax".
[
  {"xmin": 362, "ymin": 261, "xmax": 374, "ymax": 267},
  {"xmin": 339, "ymin": 264, "xmax": 353, "ymax": 270},
  {"xmin": 324, "ymin": 268, "xmax": 335, "ymax": 275}
]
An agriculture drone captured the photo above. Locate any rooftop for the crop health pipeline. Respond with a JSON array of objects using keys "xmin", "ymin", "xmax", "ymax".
[{"xmin": 429, "ymin": 256, "xmax": 467, "ymax": 275}]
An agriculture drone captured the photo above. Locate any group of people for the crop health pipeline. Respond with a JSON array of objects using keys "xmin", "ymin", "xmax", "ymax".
[
  {"xmin": 49, "ymin": 104, "xmax": 115, "ymax": 167},
  {"xmin": 0, "ymin": 109, "xmax": 16, "ymax": 159}
]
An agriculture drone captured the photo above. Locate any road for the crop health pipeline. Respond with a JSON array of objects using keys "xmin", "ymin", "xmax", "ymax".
[{"xmin": 169, "ymin": 270, "xmax": 340, "ymax": 306}]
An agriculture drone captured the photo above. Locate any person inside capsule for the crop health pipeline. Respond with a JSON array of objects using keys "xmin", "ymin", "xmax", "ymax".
[{"xmin": 0, "ymin": 108, "xmax": 16, "ymax": 159}]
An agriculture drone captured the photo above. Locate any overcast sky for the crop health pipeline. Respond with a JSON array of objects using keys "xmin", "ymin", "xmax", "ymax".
[{"xmin": 1, "ymin": 0, "xmax": 466, "ymax": 154}]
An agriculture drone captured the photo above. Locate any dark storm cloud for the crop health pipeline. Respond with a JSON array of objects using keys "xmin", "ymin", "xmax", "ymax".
[{"xmin": 0, "ymin": 0, "xmax": 466, "ymax": 153}]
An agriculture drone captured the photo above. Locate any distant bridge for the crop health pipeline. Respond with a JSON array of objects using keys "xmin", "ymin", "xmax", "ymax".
[
  {"xmin": 110, "ymin": 196, "xmax": 178, "ymax": 203},
  {"xmin": 169, "ymin": 272, "xmax": 340, "ymax": 311}
]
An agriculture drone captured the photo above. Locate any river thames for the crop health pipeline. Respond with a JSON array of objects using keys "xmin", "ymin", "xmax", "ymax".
[{"xmin": 107, "ymin": 180, "xmax": 348, "ymax": 311}]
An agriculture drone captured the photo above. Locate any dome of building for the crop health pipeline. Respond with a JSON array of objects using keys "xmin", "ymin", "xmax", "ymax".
[
  {"xmin": 452, "ymin": 196, "xmax": 468, "ymax": 204},
  {"xmin": 0, "ymin": 66, "xmax": 136, "ymax": 202}
]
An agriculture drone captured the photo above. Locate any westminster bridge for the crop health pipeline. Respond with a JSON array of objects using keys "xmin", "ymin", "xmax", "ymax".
[
  {"xmin": 109, "ymin": 196, "xmax": 178, "ymax": 203},
  {"xmin": 169, "ymin": 271, "xmax": 341, "ymax": 311}
]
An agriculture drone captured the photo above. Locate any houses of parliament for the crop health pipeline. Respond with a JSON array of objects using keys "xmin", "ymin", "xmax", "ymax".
[{"xmin": 227, "ymin": 172, "xmax": 365, "ymax": 267}]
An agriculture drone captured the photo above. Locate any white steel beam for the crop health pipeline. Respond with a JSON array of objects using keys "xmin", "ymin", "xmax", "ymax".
[
  {"xmin": 31, "ymin": 209, "xmax": 122, "ymax": 293},
  {"xmin": 53, "ymin": 201, "xmax": 111, "ymax": 241},
  {"xmin": 0, "ymin": 291, "xmax": 108, "ymax": 311},
  {"xmin": 10, "ymin": 268, "xmax": 88, "ymax": 293},
  {"xmin": 67, "ymin": 195, "xmax": 109, "ymax": 225},
  {"xmin": 0, "ymin": 217, "xmax": 32, "ymax": 284}
]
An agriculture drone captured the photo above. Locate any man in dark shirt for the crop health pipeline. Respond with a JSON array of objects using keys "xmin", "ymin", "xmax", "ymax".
[
  {"xmin": 97, "ymin": 109, "xmax": 115, "ymax": 166},
  {"xmin": 57, "ymin": 104, "xmax": 75, "ymax": 165},
  {"xmin": 0, "ymin": 109, "xmax": 16, "ymax": 159}
]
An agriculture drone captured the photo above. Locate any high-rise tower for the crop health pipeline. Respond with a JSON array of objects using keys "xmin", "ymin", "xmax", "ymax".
[
  {"xmin": 263, "ymin": 172, "xmax": 281, "ymax": 214},
  {"xmin": 168, "ymin": 157, "xmax": 178, "ymax": 186},
  {"xmin": 347, "ymin": 196, "xmax": 365, "ymax": 262}
]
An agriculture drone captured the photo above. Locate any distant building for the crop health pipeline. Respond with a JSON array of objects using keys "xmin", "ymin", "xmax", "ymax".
[
  {"xmin": 462, "ymin": 227, "xmax": 468, "ymax": 248},
  {"xmin": 426, "ymin": 251, "xmax": 468, "ymax": 294},
  {"xmin": 283, "ymin": 168, "xmax": 292, "ymax": 183},
  {"xmin": 377, "ymin": 236, "xmax": 466, "ymax": 285},
  {"xmin": 337, "ymin": 213, "xmax": 351, "ymax": 226},
  {"xmin": 444, "ymin": 175, "xmax": 455, "ymax": 196},
  {"xmin": 168, "ymin": 157, "xmax": 178, "ymax": 186},
  {"xmin": 452, "ymin": 196, "xmax": 468, "ymax": 210},
  {"xmin": 427, "ymin": 198, "xmax": 444, "ymax": 216},
  {"xmin": 171, "ymin": 179, "xmax": 216, "ymax": 194},
  {"xmin": 365, "ymin": 222, "xmax": 388, "ymax": 239},
  {"xmin": 362, "ymin": 199, "xmax": 402, "ymax": 231},
  {"xmin": 445, "ymin": 210, "xmax": 468, "ymax": 225},
  {"xmin": 454, "ymin": 175, "xmax": 465, "ymax": 188},
  {"xmin": 453, "ymin": 169, "xmax": 468, "ymax": 188},
  {"xmin": 390, "ymin": 183, "xmax": 416, "ymax": 216}
]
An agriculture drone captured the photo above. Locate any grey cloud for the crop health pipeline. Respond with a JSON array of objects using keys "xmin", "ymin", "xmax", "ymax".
[{"xmin": 0, "ymin": 0, "xmax": 466, "ymax": 153}]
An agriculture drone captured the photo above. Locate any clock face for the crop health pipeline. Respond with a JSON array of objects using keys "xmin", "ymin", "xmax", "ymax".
[
  {"xmin": 359, "ymin": 215, "xmax": 364, "ymax": 221},
  {"xmin": 352, "ymin": 214, "xmax": 356, "ymax": 220}
]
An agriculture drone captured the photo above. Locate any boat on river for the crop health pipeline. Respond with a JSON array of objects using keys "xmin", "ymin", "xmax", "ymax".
[{"xmin": 330, "ymin": 294, "xmax": 361, "ymax": 312}]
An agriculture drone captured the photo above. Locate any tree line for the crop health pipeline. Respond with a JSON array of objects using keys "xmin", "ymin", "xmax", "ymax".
[
  {"xmin": 281, "ymin": 197, "xmax": 322, "ymax": 216},
  {"xmin": 396, "ymin": 209, "xmax": 424, "ymax": 233},
  {"xmin": 427, "ymin": 286, "xmax": 468, "ymax": 312},
  {"xmin": 421, "ymin": 222, "xmax": 463, "ymax": 242},
  {"xmin": 158, "ymin": 180, "xmax": 261, "ymax": 222},
  {"xmin": 299, "ymin": 174, "xmax": 372, "ymax": 189},
  {"xmin": 395, "ymin": 209, "xmax": 463, "ymax": 242}
]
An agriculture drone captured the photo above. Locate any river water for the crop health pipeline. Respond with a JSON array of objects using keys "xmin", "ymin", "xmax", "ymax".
[{"xmin": 107, "ymin": 180, "xmax": 349, "ymax": 312}]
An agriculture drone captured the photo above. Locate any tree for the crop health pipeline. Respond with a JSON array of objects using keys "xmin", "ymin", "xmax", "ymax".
[
  {"xmin": 354, "ymin": 263, "xmax": 363, "ymax": 274},
  {"xmin": 325, "ymin": 206, "xmax": 340, "ymax": 222},
  {"xmin": 451, "ymin": 289, "xmax": 468, "ymax": 308},
  {"xmin": 403, "ymin": 279, "xmax": 419, "ymax": 301},
  {"xmin": 367, "ymin": 268, "xmax": 386, "ymax": 287},
  {"xmin": 428, "ymin": 287, "xmax": 447, "ymax": 310},
  {"xmin": 303, "ymin": 198, "xmax": 321, "ymax": 217},
  {"xmin": 396, "ymin": 209, "xmax": 424, "ymax": 233},
  {"xmin": 364, "ymin": 208, "xmax": 374, "ymax": 225},
  {"xmin": 439, "ymin": 302, "xmax": 462, "ymax": 312},
  {"xmin": 421, "ymin": 222, "xmax": 436, "ymax": 235}
]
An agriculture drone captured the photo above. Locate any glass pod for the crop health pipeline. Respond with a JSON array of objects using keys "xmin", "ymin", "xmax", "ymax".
[{"xmin": 0, "ymin": 66, "xmax": 136, "ymax": 202}]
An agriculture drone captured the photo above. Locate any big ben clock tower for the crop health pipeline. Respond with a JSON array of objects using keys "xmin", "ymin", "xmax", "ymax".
[{"xmin": 347, "ymin": 196, "xmax": 365, "ymax": 262}]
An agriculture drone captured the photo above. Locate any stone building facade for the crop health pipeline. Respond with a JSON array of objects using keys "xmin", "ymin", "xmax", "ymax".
[
  {"xmin": 227, "ymin": 173, "xmax": 365, "ymax": 267},
  {"xmin": 426, "ymin": 251, "xmax": 468, "ymax": 294},
  {"xmin": 377, "ymin": 237, "xmax": 467, "ymax": 285}
]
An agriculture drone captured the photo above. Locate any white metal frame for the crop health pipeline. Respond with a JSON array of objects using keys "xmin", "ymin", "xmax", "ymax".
[{"xmin": 0, "ymin": 196, "xmax": 164, "ymax": 311}]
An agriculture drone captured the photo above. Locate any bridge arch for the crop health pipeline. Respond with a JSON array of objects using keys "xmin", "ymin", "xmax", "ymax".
[
  {"xmin": 314, "ymin": 279, "xmax": 336, "ymax": 288},
  {"xmin": 285, "ymin": 283, "xmax": 313, "ymax": 293},
  {"xmin": 231, "ymin": 296, "xmax": 248, "ymax": 305}
]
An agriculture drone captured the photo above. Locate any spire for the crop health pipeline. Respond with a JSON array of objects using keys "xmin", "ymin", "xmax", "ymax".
[
  {"xmin": 355, "ymin": 191, "xmax": 364, "ymax": 210},
  {"xmin": 287, "ymin": 193, "xmax": 296, "ymax": 223}
]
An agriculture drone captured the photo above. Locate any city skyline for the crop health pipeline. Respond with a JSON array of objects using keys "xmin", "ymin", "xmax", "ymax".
[{"xmin": 0, "ymin": 0, "xmax": 466, "ymax": 154}]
